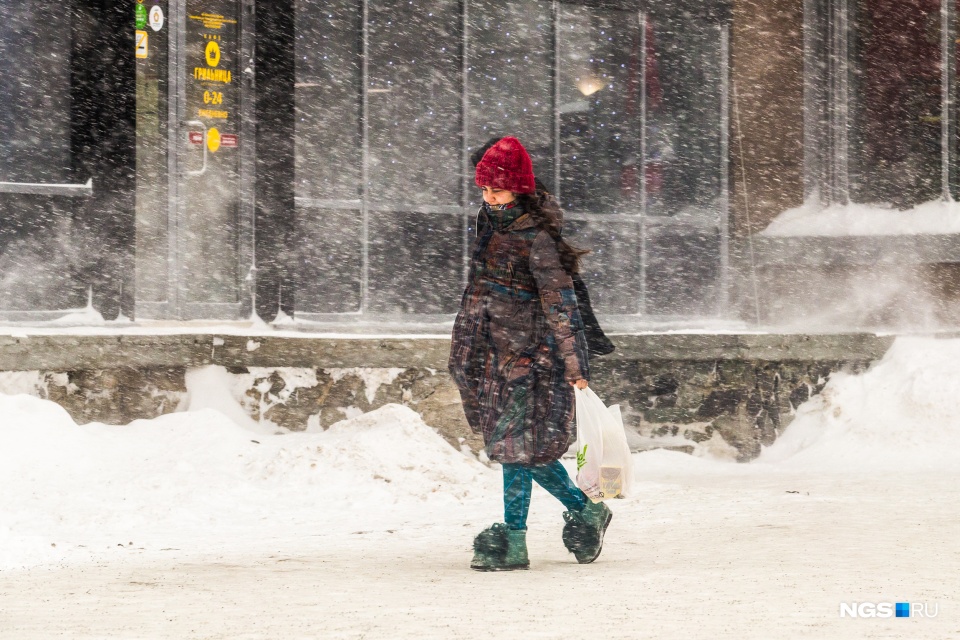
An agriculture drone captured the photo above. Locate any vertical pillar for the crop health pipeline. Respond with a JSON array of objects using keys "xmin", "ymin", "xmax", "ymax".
[
  {"xmin": 72, "ymin": 0, "xmax": 137, "ymax": 320},
  {"xmin": 254, "ymin": 0, "xmax": 295, "ymax": 321}
]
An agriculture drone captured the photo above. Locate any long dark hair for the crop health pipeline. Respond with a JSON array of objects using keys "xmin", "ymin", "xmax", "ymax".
[{"xmin": 518, "ymin": 186, "xmax": 590, "ymax": 275}]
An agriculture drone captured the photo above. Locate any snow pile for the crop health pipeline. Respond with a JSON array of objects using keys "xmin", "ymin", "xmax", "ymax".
[
  {"xmin": 0, "ymin": 370, "xmax": 49, "ymax": 396},
  {"xmin": 761, "ymin": 197, "xmax": 960, "ymax": 236},
  {"xmin": 759, "ymin": 337, "xmax": 960, "ymax": 471},
  {"xmin": 0, "ymin": 392, "xmax": 493, "ymax": 570},
  {"xmin": 5, "ymin": 338, "xmax": 960, "ymax": 570},
  {"xmin": 243, "ymin": 404, "xmax": 493, "ymax": 502},
  {"xmin": 182, "ymin": 365, "xmax": 265, "ymax": 431}
]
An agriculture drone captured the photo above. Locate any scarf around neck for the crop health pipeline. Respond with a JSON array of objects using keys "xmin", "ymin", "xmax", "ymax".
[{"xmin": 483, "ymin": 200, "xmax": 524, "ymax": 231}]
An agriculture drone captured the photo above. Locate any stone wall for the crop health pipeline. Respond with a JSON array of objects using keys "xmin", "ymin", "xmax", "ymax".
[
  {"xmin": 0, "ymin": 365, "xmax": 481, "ymax": 454},
  {"xmin": 593, "ymin": 358, "xmax": 870, "ymax": 461},
  {"xmin": 0, "ymin": 333, "xmax": 893, "ymax": 462}
]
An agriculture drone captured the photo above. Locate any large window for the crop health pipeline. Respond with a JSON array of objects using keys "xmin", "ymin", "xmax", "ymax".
[
  {"xmin": 0, "ymin": 3, "xmax": 88, "ymax": 314},
  {"xmin": 808, "ymin": 0, "xmax": 960, "ymax": 209},
  {"xmin": 0, "ymin": 3, "xmax": 72, "ymax": 184},
  {"xmin": 851, "ymin": 0, "xmax": 941, "ymax": 207},
  {"xmin": 468, "ymin": 1, "xmax": 555, "ymax": 195},
  {"xmin": 295, "ymin": 0, "xmax": 729, "ymax": 321},
  {"xmin": 295, "ymin": 0, "xmax": 464, "ymax": 317},
  {"xmin": 295, "ymin": 0, "xmax": 363, "ymax": 314}
]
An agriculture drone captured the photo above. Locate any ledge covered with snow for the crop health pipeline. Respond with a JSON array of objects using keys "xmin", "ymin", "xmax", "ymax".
[{"xmin": 761, "ymin": 198, "xmax": 960, "ymax": 237}]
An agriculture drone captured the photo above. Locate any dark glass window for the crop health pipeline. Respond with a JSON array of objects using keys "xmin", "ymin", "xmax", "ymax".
[
  {"xmin": 558, "ymin": 3, "xmax": 644, "ymax": 213},
  {"xmin": 135, "ymin": 0, "xmax": 171, "ymax": 304},
  {"xmin": 0, "ymin": 3, "xmax": 72, "ymax": 184},
  {"xmin": 0, "ymin": 3, "xmax": 86, "ymax": 313},
  {"xmin": 467, "ymin": 0, "xmax": 555, "ymax": 203},
  {"xmin": 295, "ymin": 0, "xmax": 362, "ymax": 200},
  {"xmin": 366, "ymin": 0, "xmax": 463, "ymax": 314},
  {"xmin": 643, "ymin": 8, "xmax": 725, "ymax": 316},
  {"xmin": 851, "ymin": 0, "xmax": 941, "ymax": 208},
  {"xmin": 647, "ymin": 10, "xmax": 724, "ymax": 217},
  {"xmin": 295, "ymin": 1, "xmax": 364, "ymax": 313},
  {"xmin": 366, "ymin": 0, "xmax": 461, "ymax": 203},
  {"xmin": 294, "ymin": 0, "xmax": 728, "ymax": 320}
]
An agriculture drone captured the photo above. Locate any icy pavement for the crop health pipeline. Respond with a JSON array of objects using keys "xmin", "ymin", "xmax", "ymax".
[
  {"xmin": 1, "ymin": 468, "xmax": 956, "ymax": 639},
  {"xmin": 1, "ymin": 337, "xmax": 959, "ymax": 638}
]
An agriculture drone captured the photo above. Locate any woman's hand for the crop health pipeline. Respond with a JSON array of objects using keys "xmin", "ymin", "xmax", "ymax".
[{"xmin": 571, "ymin": 379, "xmax": 588, "ymax": 390}]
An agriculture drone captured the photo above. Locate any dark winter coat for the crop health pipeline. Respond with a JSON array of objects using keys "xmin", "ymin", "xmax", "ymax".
[
  {"xmin": 573, "ymin": 274, "xmax": 615, "ymax": 356},
  {"xmin": 485, "ymin": 189, "xmax": 614, "ymax": 356},
  {"xmin": 449, "ymin": 199, "xmax": 590, "ymax": 465}
]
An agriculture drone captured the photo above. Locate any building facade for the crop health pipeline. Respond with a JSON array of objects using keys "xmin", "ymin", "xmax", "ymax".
[{"xmin": 1, "ymin": 0, "xmax": 958, "ymax": 328}]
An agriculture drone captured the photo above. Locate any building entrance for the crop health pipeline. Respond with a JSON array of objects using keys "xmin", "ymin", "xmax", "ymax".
[{"xmin": 135, "ymin": 0, "xmax": 254, "ymax": 320}]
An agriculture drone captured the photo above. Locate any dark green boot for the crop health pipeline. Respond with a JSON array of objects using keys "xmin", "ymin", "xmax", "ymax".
[
  {"xmin": 562, "ymin": 500, "xmax": 613, "ymax": 564},
  {"xmin": 470, "ymin": 523, "xmax": 529, "ymax": 571}
]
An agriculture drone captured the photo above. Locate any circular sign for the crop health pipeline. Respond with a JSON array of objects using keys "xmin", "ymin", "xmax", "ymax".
[
  {"xmin": 135, "ymin": 4, "xmax": 147, "ymax": 29},
  {"xmin": 205, "ymin": 41, "xmax": 221, "ymax": 68},
  {"xmin": 148, "ymin": 6, "xmax": 164, "ymax": 31},
  {"xmin": 207, "ymin": 127, "xmax": 221, "ymax": 153}
]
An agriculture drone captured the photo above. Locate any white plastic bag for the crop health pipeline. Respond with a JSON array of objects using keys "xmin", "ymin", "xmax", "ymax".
[{"xmin": 574, "ymin": 387, "xmax": 633, "ymax": 502}]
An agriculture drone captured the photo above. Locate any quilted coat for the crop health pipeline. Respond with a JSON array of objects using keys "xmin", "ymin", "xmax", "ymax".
[{"xmin": 448, "ymin": 199, "xmax": 590, "ymax": 465}]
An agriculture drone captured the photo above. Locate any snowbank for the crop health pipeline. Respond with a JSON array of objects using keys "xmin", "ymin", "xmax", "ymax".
[
  {"xmin": 4, "ymin": 337, "xmax": 960, "ymax": 570},
  {"xmin": 0, "ymin": 392, "xmax": 494, "ymax": 570},
  {"xmin": 761, "ymin": 197, "xmax": 960, "ymax": 236},
  {"xmin": 758, "ymin": 337, "xmax": 960, "ymax": 472}
]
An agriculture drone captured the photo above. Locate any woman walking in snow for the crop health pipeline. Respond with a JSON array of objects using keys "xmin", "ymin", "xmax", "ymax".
[{"xmin": 449, "ymin": 136, "xmax": 612, "ymax": 571}]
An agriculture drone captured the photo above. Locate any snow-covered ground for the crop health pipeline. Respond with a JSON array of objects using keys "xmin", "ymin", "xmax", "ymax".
[{"xmin": 1, "ymin": 338, "xmax": 959, "ymax": 639}]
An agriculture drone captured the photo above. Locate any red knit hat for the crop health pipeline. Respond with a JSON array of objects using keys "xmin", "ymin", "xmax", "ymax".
[{"xmin": 474, "ymin": 136, "xmax": 537, "ymax": 194}]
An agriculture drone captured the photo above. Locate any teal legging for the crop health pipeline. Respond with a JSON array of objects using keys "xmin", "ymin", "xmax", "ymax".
[{"xmin": 502, "ymin": 460, "xmax": 587, "ymax": 530}]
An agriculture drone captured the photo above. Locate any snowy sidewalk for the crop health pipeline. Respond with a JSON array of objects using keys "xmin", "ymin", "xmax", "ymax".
[
  {"xmin": 2, "ymin": 336, "xmax": 960, "ymax": 638},
  {"xmin": 1, "ymin": 469, "xmax": 957, "ymax": 640}
]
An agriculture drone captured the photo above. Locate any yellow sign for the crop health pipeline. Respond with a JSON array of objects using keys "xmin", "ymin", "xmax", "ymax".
[
  {"xmin": 203, "ymin": 90, "xmax": 223, "ymax": 105},
  {"xmin": 135, "ymin": 30, "xmax": 148, "ymax": 58},
  {"xmin": 207, "ymin": 127, "xmax": 221, "ymax": 153},
  {"xmin": 189, "ymin": 13, "xmax": 237, "ymax": 30},
  {"xmin": 198, "ymin": 109, "xmax": 228, "ymax": 119},
  {"xmin": 205, "ymin": 41, "xmax": 220, "ymax": 67},
  {"xmin": 193, "ymin": 67, "xmax": 232, "ymax": 83}
]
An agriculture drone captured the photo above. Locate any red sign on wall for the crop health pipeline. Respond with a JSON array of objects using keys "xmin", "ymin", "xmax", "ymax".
[
  {"xmin": 188, "ymin": 131, "xmax": 204, "ymax": 145},
  {"xmin": 221, "ymin": 134, "xmax": 239, "ymax": 148}
]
